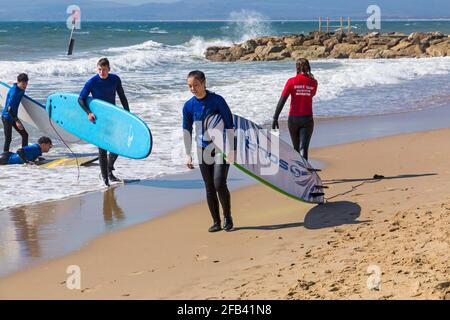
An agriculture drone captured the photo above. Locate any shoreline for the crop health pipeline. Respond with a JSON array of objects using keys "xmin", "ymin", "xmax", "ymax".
[
  {"xmin": 2, "ymin": 102, "xmax": 450, "ymax": 279},
  {"xmin": 0, "ymin": 127, "xmax": 449, "ymax": 299},
  {"xmin": 2, "ymin": 100, "xmax": 450, "ymax": 213}
]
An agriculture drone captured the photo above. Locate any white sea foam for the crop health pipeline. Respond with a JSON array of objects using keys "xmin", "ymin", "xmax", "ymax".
[
  {"xmin": 0, "ymin": 41, "xmax": 194, "ymax": 80},
  {"xmin": 184, "ymin": 11, "xmax": 272, "ymax": 57},
  {"xmin": 184, "ymin": 36, "xmax": 233, "ymax": 57},
  {"xmin": 110, "ymin": 27, "xmax": 168, "ymax": 34},
  {"xmin": 147, "ymin": 27, "xmax": 168, "ymax": 34},
  {"xmin": 228, "ymin": 10, "xmax": 272, "ymax": 42},
  {"xmin": 314, "ymin": 58, "xmax": 450, "ymax": 103}
]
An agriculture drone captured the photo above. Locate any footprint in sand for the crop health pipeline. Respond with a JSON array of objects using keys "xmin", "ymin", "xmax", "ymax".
[
  {"xmin": 244, "ymin": 265, "xmax": 262, "ymax": 271},
  {"xmin": 128, "ymin": 271, "xmax": 144, "ymax": 276},
  {"xmin": 195, "ymin": 254, "xmax": 209, "ymax": 261}
]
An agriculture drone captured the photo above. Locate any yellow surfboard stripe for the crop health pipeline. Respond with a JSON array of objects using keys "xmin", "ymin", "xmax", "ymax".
[{"xmin": 40, "ymin": 157, "xmax": 98, "ymax": 168}]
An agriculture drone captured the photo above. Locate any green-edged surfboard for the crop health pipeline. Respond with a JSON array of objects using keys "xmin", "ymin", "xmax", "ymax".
[{"xmin": 204, "ymin": 114, "xmax": 325, "ymax": 204}]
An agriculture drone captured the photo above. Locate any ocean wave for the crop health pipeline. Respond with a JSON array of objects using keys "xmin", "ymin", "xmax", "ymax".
[
  {"xmin": 185, "ymin": 36, "xmax": 233, "ymax": 57},
  {"xmin": 0, "ymin": 40, "xmax": 198, "ymax": 79},
  {"xmin": 109, "ymin": 27, "xmax": 168, "ymax": 34},
  {"xmin": 0, "ymin": 40, "xmax": 448, "ymax": 93},
  {"xmin": 183, "ymin": 10, "xmax": 274, "ymax": 57},
  {"xmin": 147, "ymin": 27, "xmax": 168, "ymax": 34},
  {"xmin": 314, "ymin": 57, "xmax": 450, "ymax": 102},
  {"xmin": 104, "ymin": 39, "xmax": 164, "ymax": 52},
  {"xmin": 228, "ymin": 10, "xmax": 272, "ymax": 42},
  {"xmin": 110, "ymin": 28, "xmax": 133, "ymax": 32}
]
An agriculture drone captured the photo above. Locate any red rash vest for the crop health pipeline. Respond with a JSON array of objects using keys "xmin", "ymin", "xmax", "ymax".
[{"xmin": 281, "ymin": 74, "xmax": 318, "ymax": 117}]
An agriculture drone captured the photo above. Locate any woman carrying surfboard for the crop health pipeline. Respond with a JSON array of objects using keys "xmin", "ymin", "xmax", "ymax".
[
  {"xmin": 272, "ymin": 58, "xmax": 318, "ymax": 160},
  {"xmin": 182, "ymin": 70, "xmax": 235, "ymax": 232}
]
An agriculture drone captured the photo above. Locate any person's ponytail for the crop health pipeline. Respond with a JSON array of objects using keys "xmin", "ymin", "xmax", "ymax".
[{"xmin": 296, "ymin": 58, "xmax": 314, "ymax": 79}]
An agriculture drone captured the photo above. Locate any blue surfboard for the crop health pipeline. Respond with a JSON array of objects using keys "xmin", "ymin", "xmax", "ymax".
[{"xmin": 46, "ymin": 93, "xmax": 152, "ymax": 159}]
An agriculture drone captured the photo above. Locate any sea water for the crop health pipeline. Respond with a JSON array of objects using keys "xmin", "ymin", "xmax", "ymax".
[{"xmin": 0, "ymin": 18, "xmax": 449, "ymax": 210}]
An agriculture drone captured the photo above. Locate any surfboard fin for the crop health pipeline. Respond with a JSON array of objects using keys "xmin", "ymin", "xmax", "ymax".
[{"xmin": 310, "ymin": 192, "xmax": 325, "ymax": 197}]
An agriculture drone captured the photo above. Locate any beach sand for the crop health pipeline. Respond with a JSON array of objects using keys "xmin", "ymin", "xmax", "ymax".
[{"xmin": 0, "ymin": 128, "xmax": 449, "ymax": 300}]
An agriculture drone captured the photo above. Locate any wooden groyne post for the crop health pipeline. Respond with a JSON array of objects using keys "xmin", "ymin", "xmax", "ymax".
[{"xmin": 319, "ymin": 17, "xmax": 352, "ymax": 34}]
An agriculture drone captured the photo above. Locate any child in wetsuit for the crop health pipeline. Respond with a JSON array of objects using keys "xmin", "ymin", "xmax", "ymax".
[
  {"xmin": 1, "ymin": 73, "xmax": 29, "ymax": 153},
  {"xmin": 0, "ymin": 136, "xmax": 53, "ymax": 165}
]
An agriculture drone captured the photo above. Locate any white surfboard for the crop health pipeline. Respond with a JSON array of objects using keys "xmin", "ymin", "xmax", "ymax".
[
  {"xmin": 0, "ymin": 81, "xmax": 82, "ymax": 143},
  {"xmin": 204, "ymin": 113, "xmax": 325, "ymax": 204}
]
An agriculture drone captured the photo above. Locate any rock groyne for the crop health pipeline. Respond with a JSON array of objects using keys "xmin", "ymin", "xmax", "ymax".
[{"xmin": 205, "ymin": 31, "xmax": 450, "ymax": 62}]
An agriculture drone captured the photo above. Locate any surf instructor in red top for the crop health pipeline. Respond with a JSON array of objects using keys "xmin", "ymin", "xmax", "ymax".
[
  {"xmin": 272, "ymin": 58, "xmax": 318, "ymax": 160},
  {"xmin": 78, "ymin": 57, "xmax": 130, "ymax": 186}
]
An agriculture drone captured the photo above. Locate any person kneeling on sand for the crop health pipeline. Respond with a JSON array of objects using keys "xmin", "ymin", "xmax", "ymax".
[{"xmin": 0, "ymin": 136, "xmax": 53, "ymax": 165}]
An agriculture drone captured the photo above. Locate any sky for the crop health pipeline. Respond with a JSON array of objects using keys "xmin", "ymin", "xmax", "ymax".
[
  {"xmin": 0, "ymin": 0, "xmax": 449, "ymax": 20},
  {"xmin": 95, "ymin": 0, "xmax": 179, "ymax": 4}
]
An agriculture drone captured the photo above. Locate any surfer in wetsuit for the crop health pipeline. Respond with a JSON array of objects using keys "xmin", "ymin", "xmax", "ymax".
[
  {"xmin": 183, "ymin": 70, "xmax": 235, "ymax": 232},
  {"xmin": 1, "ymin": 73, "xmax": 29, "ymax": 153},
  {"xmin": 0, "ymin": 136, "xmax": 52, "ymax": 165},
  {"xmin": 272, "ymin": 58, "xmax": 318, "ymax": 160},
  {"xmin": 78, "ymin": 58, "xmax": 130, "ymax": 186}
]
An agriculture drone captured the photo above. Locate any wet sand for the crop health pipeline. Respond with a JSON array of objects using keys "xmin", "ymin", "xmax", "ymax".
[
  {"xmin": 0, "ymin": 169, "xmax": 256, "ymax": 278},
  {"xmin": 0, "ymin": 126, "xmax": 449, "ymax": 299}
]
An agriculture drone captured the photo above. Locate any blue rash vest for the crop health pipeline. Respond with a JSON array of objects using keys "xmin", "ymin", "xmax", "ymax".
[
  {"xmin": 2, "ymin": 83, "xmax": 25, "ymax": 122},
  {"xmin": 79, "ymin": 74, "xmax": 124, "ymax": 105},
  {"xmin": 182, "ymin": 91, "xmax": 234, "ymax": 149},
  {"xmin": 8, "ymin": 144, "xmax": 42, "ymax": 164}
]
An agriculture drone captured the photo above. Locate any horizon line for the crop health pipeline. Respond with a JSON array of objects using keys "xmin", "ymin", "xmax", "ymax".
[{"xmin": 1, "ymin": 18, "xmax": 450, "ymax": 23}]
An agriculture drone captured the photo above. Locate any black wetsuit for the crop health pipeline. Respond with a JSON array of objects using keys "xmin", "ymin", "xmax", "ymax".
[
  {"xmin": 0, "ymin": 152, "xmax": 11, "ymax": 165},
  {"xmin": 287, "ymin": 116, "xmax": 314, "ymax": 160},
  {"xmin": 182, "ymin": 91, "xmax": 234, "ymax": 228},
  {"xmin": 1, "ymin": 83, "xmax": 28, "ymax": 152},
  {"xmin": 197, "ymin": 148, "xmax": 231, "ymax": 224},
  {"xmin": 2, "ymin": 116, "xmax": 28, "ymax": 152}
]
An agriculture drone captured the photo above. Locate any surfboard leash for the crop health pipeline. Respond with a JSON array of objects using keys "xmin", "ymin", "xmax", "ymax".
[
  {"xmin": 324, "ymin": 174, "xmax": 385, "ymax": 202},
  {"xmin": 47, "ymin": 101, "xmax": 81, "ymax": 182}
]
